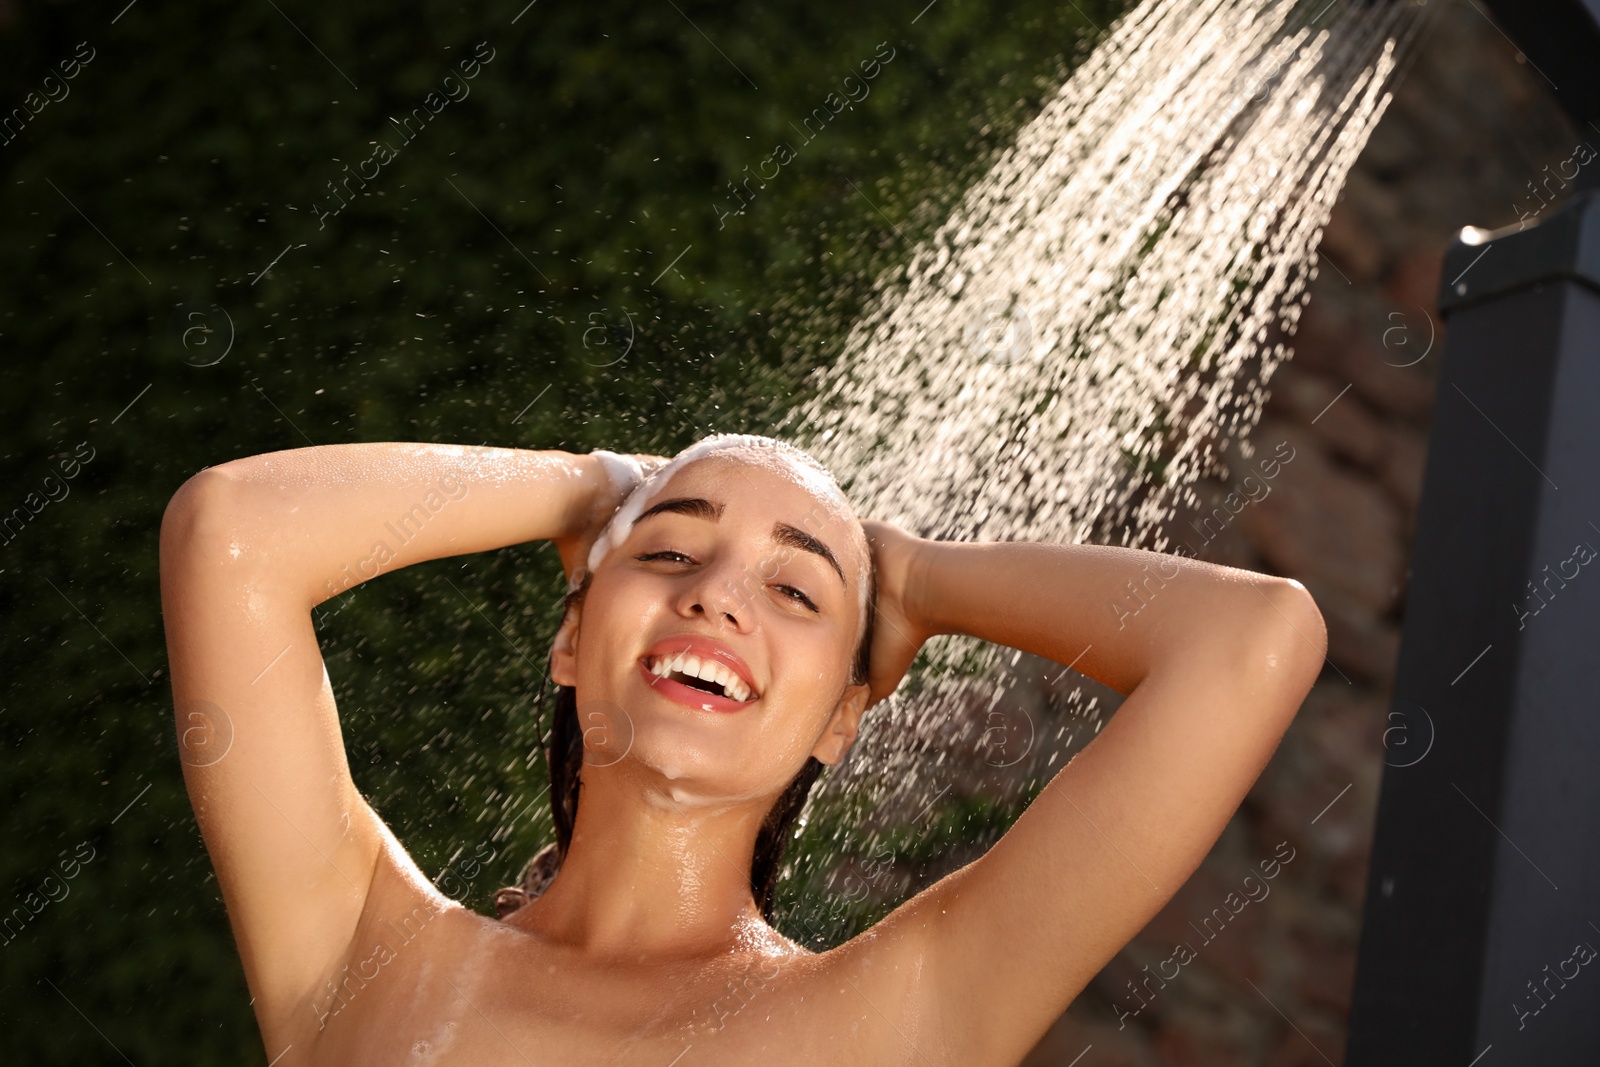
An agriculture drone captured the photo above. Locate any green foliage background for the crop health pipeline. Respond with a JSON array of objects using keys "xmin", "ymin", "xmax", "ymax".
[{"xmin": 0, "ymin": 0, "xmax": 1125, "ymax": 1059}]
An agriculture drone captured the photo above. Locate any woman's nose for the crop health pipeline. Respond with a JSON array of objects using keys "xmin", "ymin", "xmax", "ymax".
[{"xmin": 679, "ymin": 558, "xmax": 756, "ymax": 629}]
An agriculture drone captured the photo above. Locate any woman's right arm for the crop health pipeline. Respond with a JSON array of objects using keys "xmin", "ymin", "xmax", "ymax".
[{"xmin": 159, "ymin": 443, "xmax": 613, "ymax": 1036}]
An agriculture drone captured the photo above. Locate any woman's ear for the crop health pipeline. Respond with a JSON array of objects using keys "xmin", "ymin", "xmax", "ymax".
[
  {"xmin": 550, "ymin": 607, "xmax": 582, "ymax": 687},
  {"xmin": 812, "ymin": 683, "xmax": 869, "ymax": 765}
]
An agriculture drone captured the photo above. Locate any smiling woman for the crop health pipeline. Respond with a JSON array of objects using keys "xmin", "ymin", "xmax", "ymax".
[
  {"xmin": 159, "ymin": 433, "xmax": 1325, "ymax": 1066},
  {"xmin": 495, "ymin": 435, "xmax": 879, "ymax": 926}
]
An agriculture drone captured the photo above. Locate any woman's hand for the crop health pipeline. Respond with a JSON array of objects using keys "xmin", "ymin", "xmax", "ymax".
[
  {"xmin": 860, "ymin": 519, "xmax": 933, "ymax": 707},
  {"xmin": 553, "ymin": 451, "xmax": 668, "ymax": 586}
]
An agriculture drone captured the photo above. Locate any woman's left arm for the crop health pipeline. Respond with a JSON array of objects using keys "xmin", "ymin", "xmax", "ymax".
[{"xmin": 863, "ymin": 524, "xmax": 1326, "ymax": 1065}]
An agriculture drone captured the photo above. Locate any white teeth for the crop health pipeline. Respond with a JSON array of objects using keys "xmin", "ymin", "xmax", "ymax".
[{"xmin": 646, "ymin": 652, "xmax": 753, "ymax": 701}]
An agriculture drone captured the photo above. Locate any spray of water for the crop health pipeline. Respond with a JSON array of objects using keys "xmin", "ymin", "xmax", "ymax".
[{"xmin": 773, "ymin": 0, "xmax": 1437, "ymax": 940}]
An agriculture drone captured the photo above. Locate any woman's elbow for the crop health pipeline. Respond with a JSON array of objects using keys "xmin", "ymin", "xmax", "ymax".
[
  {"xmin": 1254, "ymin": 577, "xmax": 1328, "ymax": 693},
  {"xmin": 160, "ymin": 469, "xmax": 235, "ymax": 555}
]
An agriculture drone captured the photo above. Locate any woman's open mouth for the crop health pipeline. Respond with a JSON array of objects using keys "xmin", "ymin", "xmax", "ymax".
[{"xmin": 642, "ymin": 651, "xmax": 756, "ymax": 704}]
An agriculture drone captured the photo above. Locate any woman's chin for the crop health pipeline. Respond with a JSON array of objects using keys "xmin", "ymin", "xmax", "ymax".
[{"xmin": 598, "ymin": 739, "xmax": 794, "ymax": 809}]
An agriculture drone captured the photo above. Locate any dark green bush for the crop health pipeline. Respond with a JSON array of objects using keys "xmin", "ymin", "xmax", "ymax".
[{"xmin": 0, "ymin": 0, "xmax": 1122, "ymax": 1058}]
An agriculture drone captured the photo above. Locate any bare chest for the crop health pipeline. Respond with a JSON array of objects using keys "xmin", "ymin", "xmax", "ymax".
[{"xmin": 297, "ymin": 910, "xmax": 932, "ymax": 1067}]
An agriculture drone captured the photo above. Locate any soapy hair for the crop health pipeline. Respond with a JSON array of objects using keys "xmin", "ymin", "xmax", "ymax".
[
  {"xmin": 580, "ymin": 434, "xmax": 870, "ymax": 619},
  {"xmin": 494, "ymin": 436, "xmax": 877, "ymax": 924}
]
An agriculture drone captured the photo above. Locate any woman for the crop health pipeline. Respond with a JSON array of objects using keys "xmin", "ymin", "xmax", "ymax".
[{"xmin": 159, "ymin": 433, "xmax": 1326, "ymax": 1065}]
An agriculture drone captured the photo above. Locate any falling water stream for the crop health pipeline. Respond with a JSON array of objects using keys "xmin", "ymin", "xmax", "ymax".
[{"xmin": 770, "ymin": 0, "xmax": 1436, "ymax": 940}]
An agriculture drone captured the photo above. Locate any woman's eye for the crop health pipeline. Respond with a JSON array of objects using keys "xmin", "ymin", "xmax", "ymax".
[
  {"xmin": 633, "ymin": 552, "xmax": 816, "ymax": 611},
  {"xmin": 635, "ymin": 550, "xmax": 694, "ymax": 565},
  {"xmin": 775, "ymin": 585, "xmax": 819, "ymax": 612}
]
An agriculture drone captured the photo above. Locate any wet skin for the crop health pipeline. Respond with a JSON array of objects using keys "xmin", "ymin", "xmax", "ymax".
[
  {"xmin": 310, "ymin": 456, "xmax": 936, "ymax": 1063},
  {"xmin": 304, "ymin": 848, "xmax": 941, "ymax": 1065},
  {"xmin": 167, "ymin": 448, "xmax": 945, "ymax": 1065},
  {"xmin": 160, "ymin": 441, "xmax": 1326, "ymax": 1066}
]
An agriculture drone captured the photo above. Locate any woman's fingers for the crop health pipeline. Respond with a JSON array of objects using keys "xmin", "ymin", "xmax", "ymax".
[
  {"xmin": 861, "ymin": 519, "xmax": 930, "ymax": 705},
  {"xmin": 866, "ymin": 609, "xmax": 921, "ymax": 706},
  {"xmin": 627, "ymin": 452, "xmax": 671, "ymax": 477},
  {"xmin": 555, "ymin": 450, "xmax": 671, "ymax": 586}
]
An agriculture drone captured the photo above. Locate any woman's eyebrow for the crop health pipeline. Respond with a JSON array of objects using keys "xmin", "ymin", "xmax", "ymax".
[
  {"xmin": 635, "ymin": 498, "xmax": 844, "ymax": 585},
  {"xmin": 637, "ymin": 497, "xmax": 725, "ymax": 523},
  {"xmin": 773, "ymin": 523, "xmax": 845, "ymax": 585}
]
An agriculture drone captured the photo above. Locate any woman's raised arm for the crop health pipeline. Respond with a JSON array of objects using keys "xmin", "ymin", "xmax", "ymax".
[
  {"xmin": 860, "ymin": 525, "xmax": 1326, "ymax": 1066},
  {"xmin": 158, "ymin": 443, "xmax": 615, "ymax": 1044}
]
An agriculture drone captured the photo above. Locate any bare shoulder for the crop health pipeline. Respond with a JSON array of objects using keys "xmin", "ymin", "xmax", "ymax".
[
  {"xmin": 800, "ymin": 898, "xmax": 953, "ymax": 1054},
  {"xmin": 283, "ymin": 828, "xmax": 492, "ymax": 1058}
]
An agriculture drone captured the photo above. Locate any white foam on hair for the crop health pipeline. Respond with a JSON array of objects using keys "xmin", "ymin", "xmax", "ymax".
[{"xmin": 581, "ymin": 433, "xmax": 868, "ymax": 619}]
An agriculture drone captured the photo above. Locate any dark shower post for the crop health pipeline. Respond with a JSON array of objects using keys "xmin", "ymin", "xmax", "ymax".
[
  {"xmin": 1344, "ymin": 6, "xmax": 1600, "ymax": 1059},
  {"xmin": 1345, "ymin": 190, "xmax": 1600, "ymax": 1060}
]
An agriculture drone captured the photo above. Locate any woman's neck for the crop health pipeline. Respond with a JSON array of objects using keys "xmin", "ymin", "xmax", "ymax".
[{"xmin": 510, "ymin": 765, "xmax": 787, "ymax": 962}]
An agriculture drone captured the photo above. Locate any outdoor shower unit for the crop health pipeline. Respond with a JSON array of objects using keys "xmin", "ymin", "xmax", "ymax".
[{"xmin": 1346, "ymin": 0, "xmax": 1600, "ymax": 1062}]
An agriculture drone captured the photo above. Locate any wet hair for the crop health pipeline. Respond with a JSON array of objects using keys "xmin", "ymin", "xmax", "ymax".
[{"xmin": 494, "ymin": 449, "xmax": 877, "ymax": 925}]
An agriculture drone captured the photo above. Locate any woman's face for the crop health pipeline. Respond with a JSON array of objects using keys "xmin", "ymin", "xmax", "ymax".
[{"xmin": 550, "ymin": 451, "xmax": 872, "ymax": 806}]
